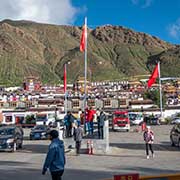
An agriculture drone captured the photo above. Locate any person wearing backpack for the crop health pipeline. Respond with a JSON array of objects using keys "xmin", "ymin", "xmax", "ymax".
[{"xmin": 143, "ymin": 126, "xmax": 155, "ymax": 159}]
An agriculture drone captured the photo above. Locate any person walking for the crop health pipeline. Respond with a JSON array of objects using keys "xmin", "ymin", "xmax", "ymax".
[
  {"xmin": 143, "ymin": 126, "xmax": 154, "ymax": 159},
  {"xmin": 42, "ymin": 130, "xmax": 65, "ymax": 180},
  {"xmin": 73, "ymin": 123, "xmax": 83, "ymax": 155},
  {"xmin": 97, "ymin": 111, "xmax": 106, "ymax": 139}
]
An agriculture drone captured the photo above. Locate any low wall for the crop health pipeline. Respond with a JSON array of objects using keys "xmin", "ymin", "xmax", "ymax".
[
  {"xmin": 140, "ymin": 173, "xmax": 180, "ymax": 180},
  {"xmin": 104, "ymin": 173, "xmax": 180, "ymax": 180}
]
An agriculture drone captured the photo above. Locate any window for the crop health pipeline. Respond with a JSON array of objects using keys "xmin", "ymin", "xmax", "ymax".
[
  {"xmin": 72, "ymin": 100, "xmax": 79, "ymax": 107},
  {"xmin": 119, "ymin": 100, "xmax": 127, "ymax": 105},
  {"xmin": 5, "ymin": 116, "xmax": 13, "ymax": 123},
  {"xmin": 9, "ymin": 102, "xmax": 17, "ymax": 108},
  {"xmin": 103, "ymin": 99, "xmax": 111, "ymax": 107},
  {"xmin": 88, "ymin": 100, "xmax": 95, "ymax": 107}
]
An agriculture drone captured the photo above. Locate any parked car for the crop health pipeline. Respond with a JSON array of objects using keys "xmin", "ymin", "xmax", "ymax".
[
  {"xmin": 170, "ymin": 117, "xmax": 180, "ymax": 125},
  {"xmin": 170, "ymin": 123, "xmax": 180, "ymax": 148},
  {"xmin": 30, "ymin": 125, "xmax": 50, "ymax": 140},
  {"xmin": 144, "ymin": 116, "xmax": 160, "ymax": 125},
  {"xmin": 128, "ymin": 112, "xmax": 143, "ymax": 125},
  {"xmin": 0, "ymin": 125, "xmax": 24, "ymax": 152}
]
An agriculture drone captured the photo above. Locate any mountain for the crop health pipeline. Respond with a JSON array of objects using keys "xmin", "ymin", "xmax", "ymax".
[{"xmin": 0, "ymin": 19, "xmax": 178, "ymax": 86}]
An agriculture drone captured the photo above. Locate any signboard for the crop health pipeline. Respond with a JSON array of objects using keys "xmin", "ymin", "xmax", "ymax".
[
  {"xmin": 114, "ymin": 174, "xmax": 139, "ymax": 180},
  {"xmin": 148, "ymin": 178, "xmax": 168, "ymax": 180}
]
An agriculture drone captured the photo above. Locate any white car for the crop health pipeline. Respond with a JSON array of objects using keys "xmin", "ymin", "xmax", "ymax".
[
  {"xmin": 171, "ymin": 117, "xmax": 180, "ymax": 124},
  {"xmin": 129, "ymin": 112, "xmax": 143, "ymax": 125}
]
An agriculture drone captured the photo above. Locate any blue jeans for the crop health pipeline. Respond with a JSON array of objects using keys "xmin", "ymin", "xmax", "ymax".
[{"xmin": 89, "ymin": 121, "xmax": 94, "ymax": 135}]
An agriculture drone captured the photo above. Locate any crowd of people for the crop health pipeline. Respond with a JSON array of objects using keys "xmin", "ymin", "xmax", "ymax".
[
  {"xmin": 63, "ymin": 107, "xmax": 106, "ymax": 140},
  {"xmin": 42, "ymin": 111, "xmax": 156, "ymax": 180}
]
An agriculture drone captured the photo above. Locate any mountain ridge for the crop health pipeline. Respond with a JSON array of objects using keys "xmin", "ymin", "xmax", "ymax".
[{"xmin": 0, "ymin": 19, "xmax": 179, "ymax": 86}]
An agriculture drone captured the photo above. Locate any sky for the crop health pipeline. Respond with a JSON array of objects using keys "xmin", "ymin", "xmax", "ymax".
[{"xmin": 0, "ymin": 0, "xmax": 180, "ymax": 44}]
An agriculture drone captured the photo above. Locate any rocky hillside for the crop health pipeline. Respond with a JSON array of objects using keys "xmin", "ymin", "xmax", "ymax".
[{"xmin": 0, "ymin": 19, "xmax": 177, "ymax": 86}]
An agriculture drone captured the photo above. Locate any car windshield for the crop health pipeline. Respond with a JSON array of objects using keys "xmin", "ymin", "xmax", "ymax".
[
  {"xmin": 33, "ymin": 126, "xmax": 46, "ymax": 130},
  {"xmin": 129, "ymin": 113, "xmax": 142, "ymax": 121},
  {"xmin": 36, "ymin": 115, "xmax": 46, "ymax": 121},
  {"xmin": 0, "ymin": 128, "xmax": 15, "ymax": 135},
  {"xmin": 114, "ymin": 114, "xmax": 128, "ymax": 118}
]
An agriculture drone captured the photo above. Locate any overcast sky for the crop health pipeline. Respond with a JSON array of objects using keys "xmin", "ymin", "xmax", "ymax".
[{"xmin": 0, "ymin": 0, "xmax": 81, "ymax": 25}]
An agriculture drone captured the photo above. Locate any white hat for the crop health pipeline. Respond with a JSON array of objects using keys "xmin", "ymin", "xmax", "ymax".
[{"xmin": 146, "ymin": 126, "xmax": 151, "ymax": 129}]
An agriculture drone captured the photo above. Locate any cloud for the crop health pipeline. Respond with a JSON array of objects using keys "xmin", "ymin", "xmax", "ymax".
[
  {"xmin": 0, "ymin": 0, "xmax": 83, "ymax": 25},
  {"xmin": 168, "ymin": 18, "xmax": 180, "ymax": 39},
  {"xmin": 131, "ymin": 0, "xmax": 154, "ymax": 8}
]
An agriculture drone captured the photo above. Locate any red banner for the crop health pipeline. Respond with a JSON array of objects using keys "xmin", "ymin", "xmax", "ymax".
[{"xmin": 114, "ymin": 173, "xmax": 139, "ymax": 180}]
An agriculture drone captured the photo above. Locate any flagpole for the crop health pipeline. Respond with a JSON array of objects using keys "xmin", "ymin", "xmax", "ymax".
[
  {"xmin": 158, "ymin": 61, "xmax": 163, "ymax": 118},
  {"xmin": 84, "ymin": 17, "xmax": 87, "ymax": 109},
  {"xmin": 64, "ymin": 63, "xmax": 67, "ymax": 115}
]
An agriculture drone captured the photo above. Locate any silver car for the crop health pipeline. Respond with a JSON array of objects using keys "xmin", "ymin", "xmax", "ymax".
[{"xmin": 170, "ymin": 123, "xmax": 180, "ymax": 148}]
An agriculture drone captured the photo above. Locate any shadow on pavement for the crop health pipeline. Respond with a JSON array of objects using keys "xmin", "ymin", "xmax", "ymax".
[
  {"xmin": 20, "ymin": 144, "xmax": 48, "ymax": 154},
  {"xmin": 110, "ymin": 142, "xmax": 180, "ymax": 151},
  {"xmin": 0, "ymin": 161, "xmax": 30, "ymax": 166},
  {"xmin": 0, "ymin": 166, "xmax": 180, "ymax": 180}
]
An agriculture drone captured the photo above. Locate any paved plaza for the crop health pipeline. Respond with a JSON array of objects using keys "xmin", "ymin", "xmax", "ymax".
[{"xmin": 0, "ymin": 125, "xmax": 180, "ymax": 180}]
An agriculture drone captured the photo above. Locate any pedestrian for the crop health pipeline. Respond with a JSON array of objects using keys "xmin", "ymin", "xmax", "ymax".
[
  {"xmin": 97, "ymin": 111, "xmax": 106, "ymax": 139},
  {"xmin": 73, "ymin": 123, "xmax": 83, "ymax": 155},
  {"xmin": 143, "ymin": 126, "xmax": 154, "ymax": 159},
  {"xmin": 42, "ymin": 130, "xmax": 65, "ymax": 180},
  {"xmin": 64, "ymin": 111, "xmax": 74, "ymax": 138},
  {"xmin": 80, "ymin": 111, "xmax": 85, "ymax": 125},
  {"xmin": 87, "ymin": 107, "xmax": 95, "ymax": 135}
]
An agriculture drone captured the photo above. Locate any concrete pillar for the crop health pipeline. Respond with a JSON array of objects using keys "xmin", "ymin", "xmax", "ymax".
[{"xmin": 103, "ymin": 120, "xmax": 109, "ymax": 152}]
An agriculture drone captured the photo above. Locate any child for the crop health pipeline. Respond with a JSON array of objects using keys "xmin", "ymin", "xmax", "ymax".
[
  {"xmin": 143, "ymin": 126, "xmax": 154, "ymax": 159},
  {"xmin": 73, "ymin": 123, "xmax": 83, "ymax": 155}
]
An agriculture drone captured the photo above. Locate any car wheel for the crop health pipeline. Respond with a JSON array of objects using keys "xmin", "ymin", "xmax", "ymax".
[
  {"xmin": 178, "ymin": 139, "xmax": 180, "ymax": 149},
  {"xmin": 170, "ymin": 136, "xmax": 175, "ymax": 147}
]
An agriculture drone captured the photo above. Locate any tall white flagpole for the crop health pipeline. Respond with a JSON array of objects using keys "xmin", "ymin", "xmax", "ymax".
[
  {"xmin": 84, "ymin": 17, "xmax": 87, "ymax": 109},
  {"xmin": 64, "ymin": 63, "xmax": 67, "ymax": 115},
  {"xmin": 158, "ymin": 61, "xmax": 163, "ymax": 118}
]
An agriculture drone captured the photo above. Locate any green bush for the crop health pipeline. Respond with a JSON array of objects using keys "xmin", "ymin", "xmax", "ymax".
[
  {"xmin": 25, "ymin": 115, "xmax": 36, "ymax": 124},
  {"xmin": 164, "ymin": 117, "xmax": 171, "ymax": 125}
]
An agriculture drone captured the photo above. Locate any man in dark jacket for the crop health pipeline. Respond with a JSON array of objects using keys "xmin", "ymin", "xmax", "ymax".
[
  {"xmin": 64, "ymin": 111, "xmax": 75, "ymax": 138},
  {"xmin": 98, "ymin": 111, "xmax": 106, "ymax": 139},
  {"xmin": 42, "ymin": 130, "xmax": 65, "ymax": 180}
]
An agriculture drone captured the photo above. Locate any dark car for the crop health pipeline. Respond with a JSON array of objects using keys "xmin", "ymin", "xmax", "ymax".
[
  {"xmin": 144, "ymin": 116, "xmax": 160, "ymax": 125},
  {"xmin": 170, "ymin": 123, "xmax": 180, "ymax": 148},
  {"xmin": 30, "ymin": 125, "xmax": 50, "ymax": 140},
  {"xmin": 0, "ymin": 125, "xmax": 24, "ymax": 152}
]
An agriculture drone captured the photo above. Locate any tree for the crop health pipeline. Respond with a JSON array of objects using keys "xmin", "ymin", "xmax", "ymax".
[
  {"xmin": 143, "ymin": 89, "xmax": 166, "ymax": 108},
  {"xmin": 25, "ymin": 114, "xmax": 36, "ymax": 124}
]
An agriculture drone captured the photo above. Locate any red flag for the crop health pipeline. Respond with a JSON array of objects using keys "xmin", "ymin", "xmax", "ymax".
[
  {"xmin": 80, "ymin": 25, "xmax": 86, "ymax": 52},
  {"xmin": 147, "ymin": 64, "xmax": 159, "ymax": 88},
  {"xmin": 64, "ymin": 65, "xmax": 67, "ymax": 93}
]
